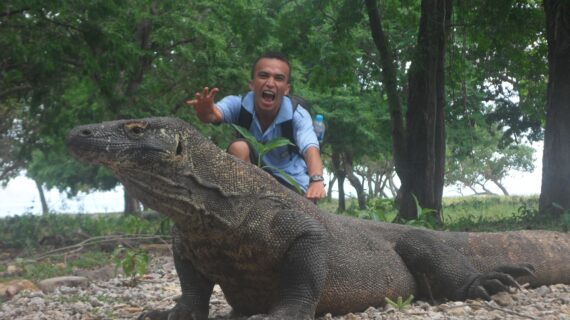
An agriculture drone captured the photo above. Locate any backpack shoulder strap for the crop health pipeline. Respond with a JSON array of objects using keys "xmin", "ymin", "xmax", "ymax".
[
  {"xmin": 284, "ymin": 96, "xmax": 302, "ymax": 156},
  {"xmin": 236, "ymin": 94, "xmax": 253, "ymax": 138}
]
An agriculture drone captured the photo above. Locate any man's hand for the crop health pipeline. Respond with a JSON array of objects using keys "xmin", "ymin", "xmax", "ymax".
[
  {"xmin": 303, "ymin": 147, "xmax": 326, "ymax": 202},
  {"xmin": 186, "ymin": 87, "xmax": 222, "ymax": 123},
  {"xmin": 305, "ymin": 181, "xmax": 326, "ymax": 201}
]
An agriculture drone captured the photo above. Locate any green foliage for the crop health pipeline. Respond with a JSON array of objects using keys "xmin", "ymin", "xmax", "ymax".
[
  {"xmin": 385, "ymin": 295, "xmax": 414, "ymax": 311},
  {"xmin": 0, "ymin": 0, "xmax": 553, "ymax": 217},
  {"xmin": 0, "ymin": 213, "xmax": 169, "ymax": 249},
  {"xmin": 397, "ymin": 194, "xmax": 440, "ymax": 229},
  {"xmin": 331, "ymin": 195, "xmax": 566, "ymax": 233},
  {"xmin": 442, "ymin": 195, "xmax": 568, "ymax": 232},
  {"xmin": 446, "ymin": 122, "xmax": 536, "ymax": 195},
  {"xmin": 451, "ymin": 0, "xmax": 546, "ymax": 143},
  {"xmin": 7, "ymin": 251, "xmax": 111, "ymax": 282},
  {"xmin": 366, "ymin": 197, "xmax": 397, "ymax": 222},
  {"xmin": 112, "ymin": 246, "xmax": 150, "ymax": 286},
  {"xmin": 552, "ymin": 203, "xmax": 570, "ymax": 232}
]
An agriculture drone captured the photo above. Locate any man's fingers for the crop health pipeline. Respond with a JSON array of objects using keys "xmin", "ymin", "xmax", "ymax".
[{"xmin": 208, "ymin": 87, "xmax": 219, "ymax": 99}]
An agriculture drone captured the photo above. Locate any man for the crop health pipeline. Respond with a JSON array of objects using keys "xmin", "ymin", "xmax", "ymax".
[{"xmin": 187, "ymin": 52, "xmax": 326, "ymax": 201}]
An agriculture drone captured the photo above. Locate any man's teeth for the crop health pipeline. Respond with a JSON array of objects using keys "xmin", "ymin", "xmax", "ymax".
[{"xmin": 262, "ymin": 91, "xmax": 275, "ymax": 101}]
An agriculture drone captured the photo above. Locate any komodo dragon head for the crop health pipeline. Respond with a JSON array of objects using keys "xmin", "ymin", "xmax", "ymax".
[
  {"xmin": 66, "ymin": 117, "xmax": 191, "ymax": 169},
  {"xmin": 67, "ymin": 117, "xmax": 272, "ymax": 221},
  {"xmin": 66, "ymin": 117, "xmax": 231, "ymax": 219}
]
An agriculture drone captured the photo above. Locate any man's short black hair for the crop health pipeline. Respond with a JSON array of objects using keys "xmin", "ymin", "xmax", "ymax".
[{"xmin": 251, "ymin": 51, "xmax": 291, "ymax": 82}]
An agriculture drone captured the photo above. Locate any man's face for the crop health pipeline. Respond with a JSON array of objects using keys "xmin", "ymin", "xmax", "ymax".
[{"xmin": 249, "ymin": 58, "xmax": 291, "ymax": 114}]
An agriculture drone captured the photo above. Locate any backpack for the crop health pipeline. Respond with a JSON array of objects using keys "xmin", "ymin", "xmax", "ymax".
[{"xmin": 236, "ymin": 94, "xmax": 310, "ymax": 156}]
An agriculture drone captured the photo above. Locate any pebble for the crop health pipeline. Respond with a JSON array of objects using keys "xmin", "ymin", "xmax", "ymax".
[{"xmin": 0, "ymin": 256, "xmax": 569, "ymax": 320}]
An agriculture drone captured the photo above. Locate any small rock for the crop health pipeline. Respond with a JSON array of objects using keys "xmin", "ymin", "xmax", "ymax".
[
  {"xmin": 90, "ymin": 296, "xmax": 103, "ymax": 307},
  {"xmin": 28, "ymin": 296, "xmax": 46, "ymax": 311},
  {"xmin": 321, "ymin": 313, "xmax": 334, "ymax": 320},
  {"xmin": 445, "ymin": 305, "xmax": 471, "ymax": 317},
  {"xmin": 71, "ymin": 301, "xmax": 91, "ymax": 314},
  {"xmin": 561, "ymin": 305, "xmax": 570, "ymax": 315},
  {"xmin": 534, "ymin": 285, "xmax": 552, "ymax": 296},
  {"xmin": 415, "ymin": 300, "xmax": 431, "ymax": 311},
  {"xmin": 74, "ymin": 265, "xmax": 115, "ymax": 281},
  {"xmin": 0, "ymin": 279, "xmax": 40, "ymax": 299},
  {"xmin": 6, "ymin": 265, "xmax": 20, "ymax": 274},
  {"xmin": 491, "ymin": 292, "xmax": 513, "ymax": 306},
  {"xmin": 38, "ymin": 276, "xmax": 89, "ymax": 293},
  {"xmin": 342, "ymin": 313, "xmax": 360, "ymax": 320}
]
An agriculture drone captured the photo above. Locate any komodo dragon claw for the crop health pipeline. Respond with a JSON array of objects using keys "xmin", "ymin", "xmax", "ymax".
[{"xmin": 463, "ymin": 263, "xmax": 536, "ymax": 300}]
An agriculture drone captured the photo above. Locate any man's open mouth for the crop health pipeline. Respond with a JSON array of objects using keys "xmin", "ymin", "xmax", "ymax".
[{"xmin": 262, "ymin": 90, "xmax": 276, "ymax": 102}]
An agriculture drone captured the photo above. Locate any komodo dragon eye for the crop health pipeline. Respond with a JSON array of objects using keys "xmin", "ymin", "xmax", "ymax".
[{"xmin": 124, "ymin": 121, "xmax": 148, "ymax": 138}]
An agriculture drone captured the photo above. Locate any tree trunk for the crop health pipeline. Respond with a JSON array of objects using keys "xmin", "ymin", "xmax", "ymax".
[
  {"xmin": 34, "ymin": 179, "xmax": 49, "ymax": 215},
  {"xmin": 343, "ymin": 153, "xmax": 367, "ymax": 209},
  {"xmin": 539, "ymin": 0, "xmax": 570, "ymax": 217},
  {"xmin": 332, "ymin": 152, "xmax": 346, "ymax": 212},
  {"xmin": 326, "ymin": 175, "xmax": 336, "ymax": 202},
  {"xmin": 492, "ymin": 179, "xmax": 509, "ymax": 196},
  {"xmin": 365, "ymin": 0, "xmax": 452, "ymax": 220},
  {"xmin": 124, "ymin": 188, "xmax": 141, "ymax": 215}
]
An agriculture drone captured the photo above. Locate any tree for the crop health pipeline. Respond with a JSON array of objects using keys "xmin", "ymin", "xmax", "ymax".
[
  {"xmin": 1, "ymin": 1, "xmax": 252, "ymax": 214},
  {"xmin": 314, "ymin": 89, "xmax": 392, "ymax": 212},
  {"xmin": 539, "ymin": 0, "xmax": 570, "ymax": 216},
  {"xmin": 451, "ymin": 1, "xmax": 546, "ymax": 145},
  {"xmin": 365, "ymin": 0, "xmax": 452, "ymax": 220},
  {"xmin": 444, "ymin": 0, "xmax": 545, "ymax": 196},
  {"xmin": 446, "ymin": 123, "xmax": 535, "ymax": 195}
]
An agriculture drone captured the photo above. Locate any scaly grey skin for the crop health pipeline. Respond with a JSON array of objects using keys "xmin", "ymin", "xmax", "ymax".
[{"xmin": 66, "ymin": 117, "xmax": 570, "ymax": 320}]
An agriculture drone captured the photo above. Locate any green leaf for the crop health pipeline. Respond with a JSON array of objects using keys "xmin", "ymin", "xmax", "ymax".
[
  {"xmin": 263, "ymin": 137, "xmax": 295, "ymax": 150},
  {"xmin": 263, "ymin": 166, "xmax": 303, "ymax": 194},
  {"xmin": 231, "ymin": 124, "xmax": 258, "ymax": 146}
]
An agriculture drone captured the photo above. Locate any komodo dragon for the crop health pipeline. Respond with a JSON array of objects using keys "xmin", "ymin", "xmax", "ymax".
[{"xmin": 66, "ymin": 117, "xmax": 570, "ymax": 320}]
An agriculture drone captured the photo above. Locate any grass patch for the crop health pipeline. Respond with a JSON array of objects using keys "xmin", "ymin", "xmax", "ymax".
[
  {"xmin": 0, "ymin": 212, "xmax": 170, "ymax": 284},
  {"xmin": 0, "ymin": 212, "xmax": 171, "ymax": 250},
  {"xmin": 326, "ymin": 195, "xmax": 567, "ymax": 232},
  {"xmin": 4, "ymin": 251, "xmax": 113, "ymax": 283}
]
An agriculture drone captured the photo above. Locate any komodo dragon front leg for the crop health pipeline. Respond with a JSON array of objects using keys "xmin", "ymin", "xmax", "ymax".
[
  {"xmin": 139, "ymin": 210, "xmax": 329, "ymax": 320},
  {"xmin": 138, "ymin": 246, "xmax": 214, "ymax": 320},
  {"xmin": 395, "ymin": 229, "xmax": 535, "ymax": 302},
  {"xmin": 247, "ymin": 210, "xmax": 329, "ymax": 320}
]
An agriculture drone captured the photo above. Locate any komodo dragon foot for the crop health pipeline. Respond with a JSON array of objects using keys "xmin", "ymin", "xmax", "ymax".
[
  {"xmin": 246, "ymin": 310, "xmax": 313, "ymax": 320},
  {"xmin": 460, "ymin": 263, "xmax": 536, "ymax": 300},
  {"xmin": 138, "ymin": 302, "xmax": 207, "ymax": 320}
]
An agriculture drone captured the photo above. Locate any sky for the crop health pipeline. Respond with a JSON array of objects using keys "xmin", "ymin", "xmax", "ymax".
[{"xmin": 0, "ymin": 143, "xmax": 543, "ymax": 218}]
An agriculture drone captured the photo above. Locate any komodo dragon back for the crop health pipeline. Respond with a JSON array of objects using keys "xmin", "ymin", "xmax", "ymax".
[{"xmin": 67, "ymin": 117, "xmax": 570, "ymax": 320}]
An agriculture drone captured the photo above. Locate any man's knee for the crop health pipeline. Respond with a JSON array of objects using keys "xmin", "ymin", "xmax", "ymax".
[{"xmin": 227, "ymin": 140, "xmax": 252, "ymax": 163}]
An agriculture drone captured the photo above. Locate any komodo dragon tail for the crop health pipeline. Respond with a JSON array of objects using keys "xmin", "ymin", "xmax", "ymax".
[{"xmin": 464, "ymin": 230, "xmax": 570, "ymax": 286}]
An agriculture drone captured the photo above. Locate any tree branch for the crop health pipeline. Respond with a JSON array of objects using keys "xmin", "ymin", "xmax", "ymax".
[{"xmin": 34, "ymin": 234, "xmax": 172, "ymax": 261}]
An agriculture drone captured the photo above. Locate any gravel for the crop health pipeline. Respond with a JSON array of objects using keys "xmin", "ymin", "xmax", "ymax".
[{"xmin": 1, "ymin": 255, "xmax": 569, "ymax": 320}]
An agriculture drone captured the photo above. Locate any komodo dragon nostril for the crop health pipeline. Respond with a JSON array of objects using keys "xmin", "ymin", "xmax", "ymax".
[{"xmin": 80, "ymin": 129, "xmax": 92, "ymax": 136}]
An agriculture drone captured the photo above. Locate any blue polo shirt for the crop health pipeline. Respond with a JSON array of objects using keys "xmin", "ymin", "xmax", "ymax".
[{"xmin": 216, "ymin": 91, "xmax": 319, "ymax": 191}]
